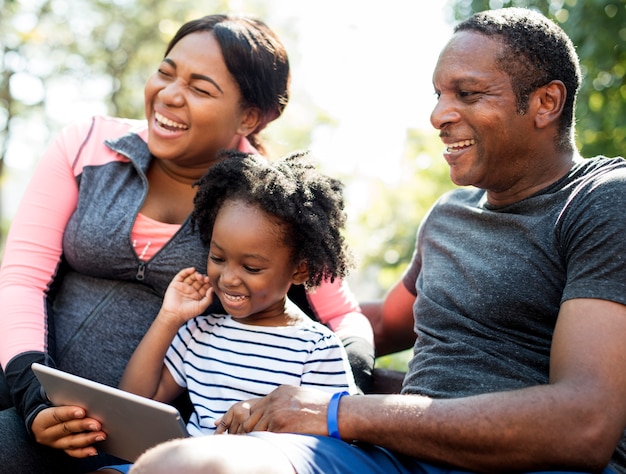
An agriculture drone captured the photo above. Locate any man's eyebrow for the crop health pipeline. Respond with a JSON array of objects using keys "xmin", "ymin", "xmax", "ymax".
[{"xmin": 162, "ymin": 58, "xmax": 224, "ymax": 95}]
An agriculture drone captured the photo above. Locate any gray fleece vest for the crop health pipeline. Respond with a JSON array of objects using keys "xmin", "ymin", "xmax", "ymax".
[{"xmin": 48, "ymin": 131, "xmax": 209, "ymax": 387}]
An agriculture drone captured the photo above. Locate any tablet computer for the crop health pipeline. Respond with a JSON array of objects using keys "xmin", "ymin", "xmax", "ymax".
[{"xmin": 32, "ymin": 363, "xmax": 190, "ymax": 462}]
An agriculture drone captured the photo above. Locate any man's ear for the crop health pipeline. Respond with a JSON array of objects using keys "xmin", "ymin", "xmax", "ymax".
[
  {"xmin": 237, "ymin": 107, "xmax": 263, "ymax": 136},
  {"xmin": 533, "ymin": 80, "xmax": 566, "ymax": 130},
  {"xmin": 291, "ymin": 261, "xmax": 309, "ymax": 286}
]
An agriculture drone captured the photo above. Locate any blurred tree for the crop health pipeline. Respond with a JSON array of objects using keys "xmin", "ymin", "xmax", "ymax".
[
  {"xmin": 346, "ymin": 129, "xmax": 456, "ymax": 298},
  {"xmin": 447, "ymin": 0, "xmax": 626, "ymax": 159},
  {"xmin": 0, "ymin": 0, "xmax": 323, "ymax": 245}
]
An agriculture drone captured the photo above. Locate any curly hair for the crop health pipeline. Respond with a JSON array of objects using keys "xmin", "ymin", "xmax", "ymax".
[
  {"xmin": 191, "ymin": 151, "xmax": 355, "ymax": 289},
  {"xmin": 456, "ymin": 8, "xmax": 581, "ymax": 151}
]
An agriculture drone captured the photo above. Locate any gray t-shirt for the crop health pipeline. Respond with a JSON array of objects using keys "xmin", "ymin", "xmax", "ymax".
[{"xmin": 401, "ymin": 156, "xmax": 626, "ymax": 471}]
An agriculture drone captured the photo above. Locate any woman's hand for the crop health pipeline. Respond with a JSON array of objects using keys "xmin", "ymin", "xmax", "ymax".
[
  {"xmin": 30, "ymin": 405, "xmax": 106, "ymax": 458},
  {"xmin": 214, "ymin": 386, "xmax": 331, "ymax": 436}
]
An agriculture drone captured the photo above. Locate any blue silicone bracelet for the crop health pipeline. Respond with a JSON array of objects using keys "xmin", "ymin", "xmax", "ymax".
[{"xmin": 327, "ymin": 391, "xmax": 349, "ymax": 439}]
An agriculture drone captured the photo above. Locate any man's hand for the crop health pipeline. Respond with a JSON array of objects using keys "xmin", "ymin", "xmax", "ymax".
[
  {"xmin": 30, "ymin": 405, "xmax": 106, "ymax": 457},
  {"xmin": 214, "ymin": 386, "xmax": 332, "ymax": 436}
]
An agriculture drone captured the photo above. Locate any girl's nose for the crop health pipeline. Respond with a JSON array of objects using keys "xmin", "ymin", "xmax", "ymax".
[{"xmin": 221, "ymin": 265, "xmax": 241, "ymax": 286}]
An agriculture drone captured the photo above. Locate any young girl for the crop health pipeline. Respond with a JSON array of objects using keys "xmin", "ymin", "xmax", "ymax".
[{"xmin": 100, "ymin": 151, "xmax": 357, "ymax": 471}]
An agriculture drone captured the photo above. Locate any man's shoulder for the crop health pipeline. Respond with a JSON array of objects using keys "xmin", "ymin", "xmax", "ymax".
[{"xmin": 575, "ymin": 155, "xmax": 626, "ymax": 174}]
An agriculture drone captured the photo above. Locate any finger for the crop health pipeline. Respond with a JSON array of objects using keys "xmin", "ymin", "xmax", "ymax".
[
  {"xmin": 214, "ymin": 418, "xmax": 229, "ymax": 435},
  {"xmin": 61, "ymin": 431, "xmax": 107, "ymax": 458}
]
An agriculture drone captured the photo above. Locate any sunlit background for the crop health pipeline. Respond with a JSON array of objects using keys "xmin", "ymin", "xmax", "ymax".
[
  {"xmin": 2, "ymin": 0, "xmax": 625, "ymax": 369},
  {"xmin": 1, "ymin": 0, "xmax": 455, "ymax": 299}
]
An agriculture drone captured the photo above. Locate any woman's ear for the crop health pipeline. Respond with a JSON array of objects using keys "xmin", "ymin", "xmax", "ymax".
[
  {"xmin": 237, "ymin": 107, "xmax": 262, "ymax": 136},
  {"xmin": 533, "ymin": 80, "xmax": 566, "ymax": 130},
  {"xmin": 291, "ymin": 261, "xmax": 309, "ymax": 286}
]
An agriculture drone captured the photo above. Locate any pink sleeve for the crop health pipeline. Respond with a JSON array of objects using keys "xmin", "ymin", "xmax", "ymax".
[
  {"xmin": 0, "ymin": 123, "xmax": 85, "ymax": 368},
  {"xmin": 307, "ymin": 279, "xmax": 374, "ymax": 346}
]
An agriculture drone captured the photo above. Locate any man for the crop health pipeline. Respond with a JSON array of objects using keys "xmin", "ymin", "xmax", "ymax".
[{"xmin": 129, "ymin": 8, "xmax": 626, "ymax": 474}]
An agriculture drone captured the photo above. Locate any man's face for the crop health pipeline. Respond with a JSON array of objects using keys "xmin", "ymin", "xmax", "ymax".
[{"xmin": 430, "ymin": 31, "xmax": 537, "ymax": 198}]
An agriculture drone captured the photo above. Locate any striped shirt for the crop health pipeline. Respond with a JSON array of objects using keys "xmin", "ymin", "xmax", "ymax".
[{"xmin": 165, "ymin": 313, "xmax": 357, "ymax": 436}]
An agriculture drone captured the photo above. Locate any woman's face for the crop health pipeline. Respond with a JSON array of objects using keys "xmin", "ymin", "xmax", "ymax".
[{"xmin": 144, "ymin": 31, "xmax": 257, "ymax": 169}]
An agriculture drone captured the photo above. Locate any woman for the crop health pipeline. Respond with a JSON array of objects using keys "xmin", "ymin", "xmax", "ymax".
[{"xmin": 0, "ymin": 14, "xmax": 374, "ymax": 473}]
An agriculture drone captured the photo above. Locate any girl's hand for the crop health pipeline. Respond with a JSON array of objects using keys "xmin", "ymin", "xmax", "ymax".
[
  {"xmin": 160, "ymin": 267, "xmax": 213, "ymax": 325},
  {"xmin": 214, "ymin": 398, "xmax": 262, "ymax": 435},
  {"xmin": 31, "ymin": 405, "xmax": 106, "ymax": 458}
]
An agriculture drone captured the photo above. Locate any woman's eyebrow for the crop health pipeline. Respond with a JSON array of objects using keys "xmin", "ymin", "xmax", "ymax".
[{"xmin": 162, "ymin": 58, "xmax": 224, "ymax": 94}]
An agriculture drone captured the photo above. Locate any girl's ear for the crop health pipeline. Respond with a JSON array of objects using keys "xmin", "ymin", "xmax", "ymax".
[
  {"xmin": 291, "ymin": 261, "xmax": 309, "ymax": 285},
  {"xmin": 237, "ymin": 107, "xmax": 262, "ymax": 136}
]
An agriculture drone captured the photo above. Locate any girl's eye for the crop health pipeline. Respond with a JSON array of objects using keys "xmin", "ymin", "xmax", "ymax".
[
  {"xmin": 244, "ymin": 266, "xmax": 261, "ymax": 274},
  {"xmin": 209, "ymin": 255, "xmax": 224, "ymax": 263},
  {"xmin": 157, "ymin": 68, "xmax": 172, "ymax": 77}
]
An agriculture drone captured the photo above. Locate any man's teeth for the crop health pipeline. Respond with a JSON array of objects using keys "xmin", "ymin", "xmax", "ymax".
[
  {"xmin": 155, "ymin": 112, "xmax": 188, "ymax": 130},
  {"xmin": 447, "ymin": 139, "xmax": 476, "ymax": 151}
]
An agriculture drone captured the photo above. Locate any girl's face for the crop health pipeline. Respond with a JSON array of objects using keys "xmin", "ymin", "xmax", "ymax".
[
  {"xmin": 207, "ymin": 200, "xmax": 307, "ymax": 325},
  {"xmin": 144, "ymin": 31, "xmax": 259, "ymax": 172}
]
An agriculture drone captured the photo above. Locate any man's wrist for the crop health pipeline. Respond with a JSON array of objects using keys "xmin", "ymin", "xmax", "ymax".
[{"xmin": 327, "ymin": 391, "xmax": 349, "ymax": 439}]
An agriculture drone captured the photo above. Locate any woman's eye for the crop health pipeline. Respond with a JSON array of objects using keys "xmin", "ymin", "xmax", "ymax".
[{"xmin": 192, "ymin": 86, "xmax": 212, "ymax": 96}]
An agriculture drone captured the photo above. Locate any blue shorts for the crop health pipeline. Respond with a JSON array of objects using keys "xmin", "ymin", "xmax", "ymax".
[
  {"xmin": 98, "ymin": 465, "xmax": 131, "ymax": 474},
  {"xmin": 248, "ymin": 432, "xmax": 617, "ymax": 474}
]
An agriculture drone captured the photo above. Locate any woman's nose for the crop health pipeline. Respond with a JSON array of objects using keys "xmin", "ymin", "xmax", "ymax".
[{"xmin": 159, "ymin": 80, "xmax": 185, "ymax": 106}]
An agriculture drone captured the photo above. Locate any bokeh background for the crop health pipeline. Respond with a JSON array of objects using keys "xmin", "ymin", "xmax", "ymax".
[{"xmin": 1, "ymin": 0, "xmax": 624, "ymax": 368}]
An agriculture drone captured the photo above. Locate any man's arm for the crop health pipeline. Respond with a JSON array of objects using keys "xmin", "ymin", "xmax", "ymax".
[
  {"xmin": 360, "ymin": 280, "xmax": 416, "ymax": 356},
  {"xmin": 243, "ymin": 298, "xmax": 626, "ymax": 472}
]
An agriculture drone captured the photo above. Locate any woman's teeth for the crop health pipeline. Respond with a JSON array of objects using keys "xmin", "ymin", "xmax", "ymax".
[{"xmin": 155, "ymin": 112, "xmax": 188, "ymax": 130}]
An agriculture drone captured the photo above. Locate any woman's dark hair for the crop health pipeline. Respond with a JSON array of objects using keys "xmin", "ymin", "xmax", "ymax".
[
  {"xmin": 456, "ymin": 8, "xmax": 581, "ymax": 151},
  {"xmin": 191, "ymin": 151, "xmax": 354, "ymax": 289},
  {"xmin": 165, "ymin": 15, "xmax": 290, "ymax": 152}
]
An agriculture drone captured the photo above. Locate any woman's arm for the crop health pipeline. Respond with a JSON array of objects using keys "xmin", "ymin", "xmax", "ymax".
[{"xmin": 360, "ymin": 279, "xmax": 416, "ymax": 357}]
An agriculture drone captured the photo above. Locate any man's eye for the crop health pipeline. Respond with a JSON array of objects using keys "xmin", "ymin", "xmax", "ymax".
[{"xmin": 459, "ymin": 90, "xmax": 478, "ymax": 98}]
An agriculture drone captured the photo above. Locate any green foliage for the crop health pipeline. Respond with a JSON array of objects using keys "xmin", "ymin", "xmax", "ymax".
[
  {"xmin": 448, "ymin": 0, "xmax": 626, "ymax": 159},
  {"xmin": 347, "ymin": 130, "xmax": 457, "ymax": 296}
]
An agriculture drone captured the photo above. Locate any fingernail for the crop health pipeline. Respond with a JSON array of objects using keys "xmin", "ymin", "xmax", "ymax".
[{"xmin": 95, "ymin": 435, "xmax": 105, "ymax": 442}]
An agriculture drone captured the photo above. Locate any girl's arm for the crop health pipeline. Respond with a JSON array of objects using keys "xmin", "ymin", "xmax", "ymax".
[{"xmin": 119, "ymin": 267, "xmax": 212, "ymax": 402}]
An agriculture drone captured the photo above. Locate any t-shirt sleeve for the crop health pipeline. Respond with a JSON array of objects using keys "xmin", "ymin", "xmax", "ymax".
[{"xmin": 299, "ymin": 331, "xmax": 358, "ymax": 394}]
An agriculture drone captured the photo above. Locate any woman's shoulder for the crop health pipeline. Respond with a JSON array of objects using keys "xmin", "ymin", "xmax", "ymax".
[{"xmin": 57, "ymin": 115, "xmax": 145, "ymax": 144}]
